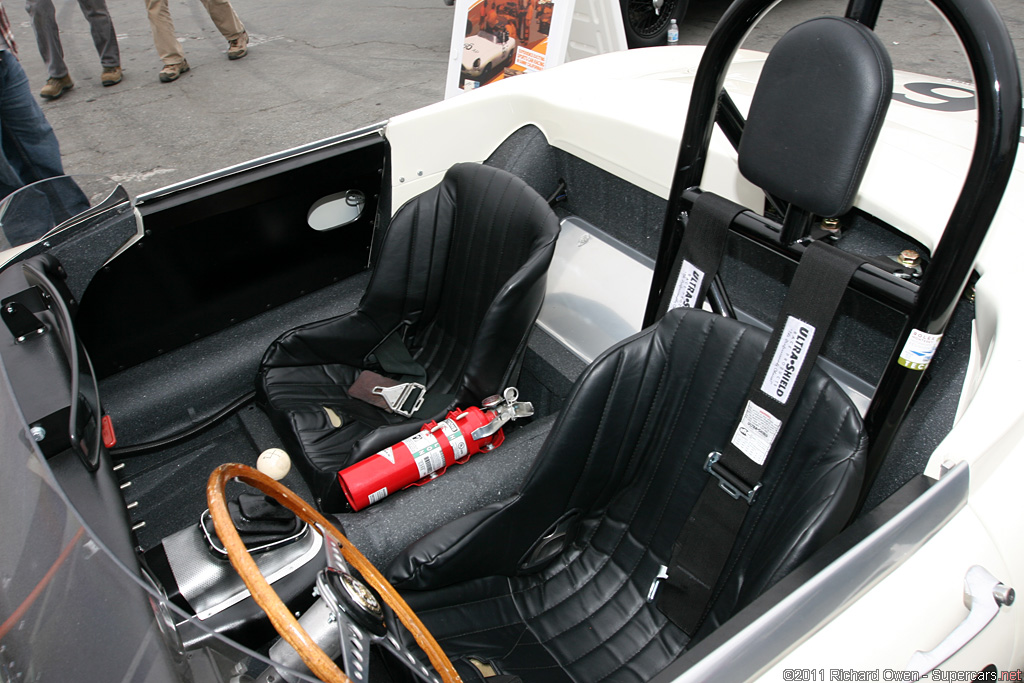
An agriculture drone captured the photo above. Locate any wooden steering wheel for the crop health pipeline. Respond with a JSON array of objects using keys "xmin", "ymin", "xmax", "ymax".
[{"xmin": 207, "ymin": 463, "xmax": 462, "ymax": 683}]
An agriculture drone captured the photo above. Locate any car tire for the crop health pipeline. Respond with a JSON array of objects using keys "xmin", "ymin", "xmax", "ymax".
[{"xmin": 620, "ymin": 0, "xmax": 691, "ymax": 48}]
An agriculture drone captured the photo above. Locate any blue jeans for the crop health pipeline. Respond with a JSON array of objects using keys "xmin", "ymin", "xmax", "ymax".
[
  {"xmin": 0, "ymin": 49, "xmax": 65, "ymax": 198},
  {"xmin": 0, "ymin": 51, "xmax": 88, "ymax": 246}
]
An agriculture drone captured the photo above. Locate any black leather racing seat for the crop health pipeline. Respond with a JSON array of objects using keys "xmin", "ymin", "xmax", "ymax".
[
  {"xmin": 386, "ymin": 307, "xmax": 867, "ymax": 682},
  {"xmin": 257, "ymin": 163, "xmax": 560, "ymax": 510}
]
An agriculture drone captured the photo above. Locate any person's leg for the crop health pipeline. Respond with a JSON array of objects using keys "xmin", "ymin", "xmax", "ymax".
[
  {"xmin": 76, "ymin": 0, "xmax": 120, "ymax": 69},
  {"xmin": 145, "ymin": 0, "xmax": 184, "ymax": 64},
  {"xmin": 199, "ymin": 0, "xmax": 244, "ymax": 40},
  {"xmin": 0, "ymin": 51, "xmax": 65, "ymax": 196},
  {"xmin": 24, "ymin": 0, "xmax": 68, "ymax": 78}
]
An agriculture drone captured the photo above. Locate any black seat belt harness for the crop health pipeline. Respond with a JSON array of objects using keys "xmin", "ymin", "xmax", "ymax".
[
  {"xmin": 656, "ymin": 241, "xmax": 864, "ymax": 635},
  {"xmin": 659, "ymin": 191, "xmax": 747, "ymax": 315}
]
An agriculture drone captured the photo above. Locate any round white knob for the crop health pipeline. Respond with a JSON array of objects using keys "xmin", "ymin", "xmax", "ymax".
[{"xmin": 256, "ymin": 448, "xmax": 291, "ymax": 480}]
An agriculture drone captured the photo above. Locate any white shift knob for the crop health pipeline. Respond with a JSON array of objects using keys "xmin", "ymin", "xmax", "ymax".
[{"xmin": 257, "ymin": 448, "xmax": 291, "ymax": 480}]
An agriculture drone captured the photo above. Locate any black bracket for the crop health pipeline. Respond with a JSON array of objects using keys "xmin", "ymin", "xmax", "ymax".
[{"xmin": 1, "ymin": 288, "xmax": 48, "ymax": 343}]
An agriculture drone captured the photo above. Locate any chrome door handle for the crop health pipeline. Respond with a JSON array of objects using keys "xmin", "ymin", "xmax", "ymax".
[{"xmin": 907, "ymin": 565, "xmax": 1015, "ymax": 675}]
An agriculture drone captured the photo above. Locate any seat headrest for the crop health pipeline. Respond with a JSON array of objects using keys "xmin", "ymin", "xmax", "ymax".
[{"xmin": 737, "ymin": 16, "xmax": 893, "ymax": 218}]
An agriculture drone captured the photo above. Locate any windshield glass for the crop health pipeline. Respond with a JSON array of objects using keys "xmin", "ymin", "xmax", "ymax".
[{"xmin": 0, "ymin": 175, "xmax": 125, "ymax": 250}]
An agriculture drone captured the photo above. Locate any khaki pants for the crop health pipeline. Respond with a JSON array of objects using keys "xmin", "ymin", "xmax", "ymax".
[{"xmin": 146, "ymin": 0, "xmax": 244, "ymax": 65}]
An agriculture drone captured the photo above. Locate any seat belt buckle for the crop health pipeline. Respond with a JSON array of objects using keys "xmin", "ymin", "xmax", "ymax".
[
  {"xmin": 704, "ymin": 452, "xmax": 761, "ymax": 505},
  {"xmin": 372, "ymin": 382, "xmax": 426, "ymax": 417}
]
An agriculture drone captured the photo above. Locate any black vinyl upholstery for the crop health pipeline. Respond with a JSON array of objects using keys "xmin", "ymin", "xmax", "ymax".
[
  {"xmin": 257, "ymin": 163, "xmax": 560, "ymax": 509},
  {"xmin": 387, "ymin": 308, "xmax": 867, "ymax": 682},
  {"xmin": 738, "ymin": 17, "xmax": 893, "ymax": 217}
]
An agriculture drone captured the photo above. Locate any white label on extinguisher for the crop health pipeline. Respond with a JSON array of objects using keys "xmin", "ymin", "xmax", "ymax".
[
  {"xmin": 440, "ymin": 418, "xmax": 469, "ymax": 458},
  {"xmin": 377, "ymin": 446, "xmax": 396, "ymax": 464},
  {"xmin": 406, "ymin": 431, "xmax": 446, "ymax": 478},
  {"xmin": 368, "ymin": 487, "xmax": 388, "ymax": 504}
]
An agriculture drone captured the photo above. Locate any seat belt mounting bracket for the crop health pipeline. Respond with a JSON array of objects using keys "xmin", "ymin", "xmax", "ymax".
[
  {"xmin": 705, "ymin": 451, "xmax": 761, "ymax": 505},
  {"xmin": 372, "ymin": 382, "xmax": 426, "ymax": 417}
]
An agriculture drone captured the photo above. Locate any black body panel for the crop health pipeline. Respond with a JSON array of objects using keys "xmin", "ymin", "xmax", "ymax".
[{"xmin": 76, "ymin": 132, "xmax": 388, "ymax": 377}]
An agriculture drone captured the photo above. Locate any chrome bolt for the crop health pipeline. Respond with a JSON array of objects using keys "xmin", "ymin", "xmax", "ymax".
[
  {"xmin": 29, "ymin": 425, "xmax": 45, "ymax": 442},
  {"xmin": 897, "ymin": 249, "xmax": 920, "ymax": 267}
]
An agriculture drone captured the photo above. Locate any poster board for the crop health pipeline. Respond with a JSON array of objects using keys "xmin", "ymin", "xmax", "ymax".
[{"xmin": 444, "ymin": 0, "xmax": 575, "ymax": 98}]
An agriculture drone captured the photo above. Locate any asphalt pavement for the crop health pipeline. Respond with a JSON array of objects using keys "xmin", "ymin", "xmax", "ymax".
[{"xmin": 10, "ymin": 0, "xmax": 1024, "ymax": 199}]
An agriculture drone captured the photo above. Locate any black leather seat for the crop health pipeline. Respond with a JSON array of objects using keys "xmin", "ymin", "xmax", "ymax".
[
  {"xmin": 387, "ymin": 307, "xmax": 866, "ymax": 682},
  {"xmin": 257, "ymin": 163, "xmax": 560, "ymax": 510}
]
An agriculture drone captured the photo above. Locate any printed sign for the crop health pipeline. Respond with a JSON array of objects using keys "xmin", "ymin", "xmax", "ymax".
[{"xmin": 445, "ymin": 0, "xmax": 573, "ymax": 98}]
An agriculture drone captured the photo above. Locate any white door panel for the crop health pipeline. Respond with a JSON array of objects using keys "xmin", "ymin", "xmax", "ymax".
[{"xmin": 760, "ymin": 506, "xmax": 1015, "ymax": 678}]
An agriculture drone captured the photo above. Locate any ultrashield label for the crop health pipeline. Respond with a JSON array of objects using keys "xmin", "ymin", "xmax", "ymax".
[
  {"xmin": 761, "ymin": 316, "xmax": 816, "ymax": 405},
  {"xmin": 669, "ymin": 260, "xmax": 705, "ymax": 310}
]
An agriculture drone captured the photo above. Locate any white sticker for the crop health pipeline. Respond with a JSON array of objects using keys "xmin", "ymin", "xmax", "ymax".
[
  {"xmin": 377, "ymin": 446, "xmax": 396, "ymax": 464},
  {"xmin": 440, "ymin": 418, "xmax": 469, "ymax": 459},
  {"xmin": 898, "ymin": 329, "xmax": 943, "ymax": 371},
  {"xmin": 668, "ymin": 260, "xmax": 705, "ymax": 310},
  {"xmin": 405, "ymin": 431, "xmax": 446, "ymax": 478},
  {"xmin": 760, "ymin": 316, "xmax": 816, "ymax": 405},
  {"xmin": 730, "ymin": 401, "xmax": 782, "ymax": 465},
  {"xmin": 368, "ymin": 487, "xmax": 388, "ymax": 504}
]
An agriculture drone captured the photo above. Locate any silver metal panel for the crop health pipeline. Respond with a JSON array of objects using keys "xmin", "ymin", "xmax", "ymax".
[
  {"xmin": 536, "ymin": 216, "xmax": 653, "ymax": 362},
  {"xmin": 162, "ymin": 520, "xmax": 323, "ymax": 620}
]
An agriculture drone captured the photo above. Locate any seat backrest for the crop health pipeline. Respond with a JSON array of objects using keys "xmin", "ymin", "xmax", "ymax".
[
  {"xmin": 389, "ymin": 308, "xmax": 866, "ymax": 680},
  {"xmin": 359, "ymin": 162, "xmax": 560, "ymax": 404}
]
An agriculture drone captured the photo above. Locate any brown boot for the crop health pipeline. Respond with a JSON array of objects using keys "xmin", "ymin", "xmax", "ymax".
[
  {"xmin": 101, "ymin": 66, "xmax": 122, "ymax": 86},
  {"xmin": 227, "ymin": 31, "xmax": 248, "ymax": 60},
  {"xmin": 158, "ymin": 61, "xmax": 190, "ymax": 83},
  {"xmin": 40, "ymin": 75, "xmax": 73, "ymax": 100}
]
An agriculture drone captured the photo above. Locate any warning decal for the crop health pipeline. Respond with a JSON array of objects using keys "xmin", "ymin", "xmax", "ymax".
[
  {"xmin": 440, "ymin": 418, "xmax": 469, "ymax": 459},
  {"xmin": 406, "ymin": 431, "xmax": 446, "ymax": 478},
  {"xmin": 730, "ymin": 400, "xmax": 782, "ymax": 466}
]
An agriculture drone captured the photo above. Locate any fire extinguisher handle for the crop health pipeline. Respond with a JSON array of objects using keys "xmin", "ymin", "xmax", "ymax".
[{"xmin": 471, "ymin": 386, "xmax": 534, "ymax": 440}]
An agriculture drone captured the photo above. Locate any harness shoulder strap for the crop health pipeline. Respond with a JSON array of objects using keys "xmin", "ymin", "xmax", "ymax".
[
  {"xmin": 656, "ymin": 241, "xmax": 864, "ymax": 634},
  {"xmin": 658, "ymin": 192, "xmax": 747, "ymax": 316}
]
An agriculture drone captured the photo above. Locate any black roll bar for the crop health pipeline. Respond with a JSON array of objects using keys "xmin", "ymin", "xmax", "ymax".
[{"xmin": 642, "ymin": 0, "xmax": 1021, "ymax": 505}]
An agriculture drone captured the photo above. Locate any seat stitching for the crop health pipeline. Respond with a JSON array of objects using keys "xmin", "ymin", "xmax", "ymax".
[{"xmin": 523, "ymin": 317, "xmax": 745, "ymax": 635}]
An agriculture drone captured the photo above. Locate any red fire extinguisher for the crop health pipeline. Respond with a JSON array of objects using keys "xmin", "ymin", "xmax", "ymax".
[{"xmin": 338, "ymin": 387, "xmax": 533, "ymax": 511}]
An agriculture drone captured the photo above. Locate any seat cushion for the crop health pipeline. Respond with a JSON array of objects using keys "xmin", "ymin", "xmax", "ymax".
[{"xmin": 261, "ymin": 362, "xmax": 430, "ymax": 505}]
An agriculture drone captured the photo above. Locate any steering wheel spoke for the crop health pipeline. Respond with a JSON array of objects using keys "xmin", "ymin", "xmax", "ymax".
[
  {"xmin": 378, "ymin": 630, "xmax": 442, "ymax": 683},
  {"xmin": 334, "ymin": 611, "xmax": 373, "ymax": 683},
  {"xmin": 320, "ymin": 524, "xmax": 350, "ymax": 573}
]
